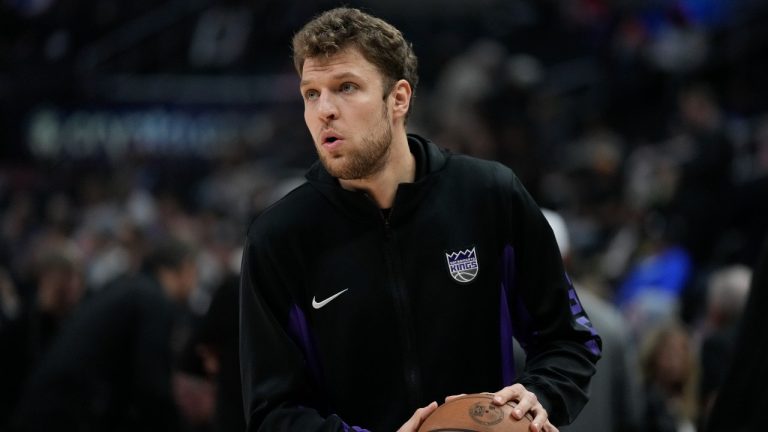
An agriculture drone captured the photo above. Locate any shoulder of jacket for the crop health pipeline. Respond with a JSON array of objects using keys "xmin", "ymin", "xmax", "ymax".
[
  {"xmin": 446, "ymin": 154, "xmax": 519, "ymax": 187},
  {"xmin": 245, "ymin": 181, "xmax": 318, "ymax": 240}
]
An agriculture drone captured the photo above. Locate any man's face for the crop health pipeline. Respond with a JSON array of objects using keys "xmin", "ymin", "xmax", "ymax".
[
  {"xmin": 175, "ymin": 258, "xmax": 198, "ymax": 302},
  {"xmin": 38, "ymin": 267, "xmax": 84, "ymax": 315},
  {"xmin": 300, "ymin": 47, "xmax": 394, "ymax": 180}
]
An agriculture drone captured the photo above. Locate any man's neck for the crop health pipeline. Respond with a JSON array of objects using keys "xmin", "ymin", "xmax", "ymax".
[{"xmin": 339, "ymin": 132, "xmax": 414, "ymax": 209}]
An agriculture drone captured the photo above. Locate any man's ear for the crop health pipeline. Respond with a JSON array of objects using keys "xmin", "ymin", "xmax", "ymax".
[{"xmin": 390, "ymin": 79, "xmax": 412, "ymax": 121}]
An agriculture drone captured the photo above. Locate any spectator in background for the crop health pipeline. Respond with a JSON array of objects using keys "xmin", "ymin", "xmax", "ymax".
[
  {"xmin": 615, "ymin": 211, "xmax": 692, "ymax": 340},
  {"xmin": 0, "ymin": 246, "xmax": 85, "ymax": 430},
  {"xmin": 543, "ymin": 209, "xmax": 642, "ymax": 432},
  {"xmin": 0, "ymin": 267, "xmax": 21, "ymax": 326},
  {"xmin": 729, "ymin": 115, "xmax": 768, "ymax": 266},
  {"xmin": 12, "ymin": 238, "xmax": 197, "ymax": 432},
  {"xmin": 698, "ymin": 265, "xmax": 751, "ymax": 427},
  {"xmin": 639, "ymin": 321, "xmax": 698, "ymax": 432},
  {"xmin": 176, "ymin": 249, "xmax": 245, "ymax": 432},
  {"xmin": 178, "ymin": 273, "xmax": 244, "ymax": 432},
  {"xmin": 431, "ymin": 39, "xmax": 507, "ymax": 159},
  {"xmin": 706, "ymin": 236, "xmax": 768, "ymax": 431},
  {"xmin": 670, "ymin": 84, "xmax": 733, "ymax": 267}
]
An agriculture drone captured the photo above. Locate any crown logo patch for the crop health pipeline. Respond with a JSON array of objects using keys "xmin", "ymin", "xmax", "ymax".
[{"xmin": 445, "ymin": 247, "xmax": 479, "ymax": 283}]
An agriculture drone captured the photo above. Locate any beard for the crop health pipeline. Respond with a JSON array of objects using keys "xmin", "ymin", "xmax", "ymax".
[{"xmin": 318, "ymin": 105, "xmax": 392, "ymax": 180}]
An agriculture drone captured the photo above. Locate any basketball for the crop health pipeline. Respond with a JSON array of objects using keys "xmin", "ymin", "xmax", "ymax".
[{"xmin": 418, "ymin": 393, "xmax": 533, "ymax": 432}]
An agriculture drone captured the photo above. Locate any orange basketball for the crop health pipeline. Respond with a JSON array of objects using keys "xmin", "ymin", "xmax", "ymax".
[{"xmin": 418, "ymin": 393, "xmax": 533, "ymax": 432}]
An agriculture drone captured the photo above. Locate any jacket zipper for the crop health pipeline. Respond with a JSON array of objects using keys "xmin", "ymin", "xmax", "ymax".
[{"xmin": 380, "ymin": 210, "xmax": 423, "ymax": 409}]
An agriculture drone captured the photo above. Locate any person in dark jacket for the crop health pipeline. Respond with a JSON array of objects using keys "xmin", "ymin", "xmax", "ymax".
[
  {"xmin": 179, "ymin": 274, "xmax": 245, "ymax": 432},
  {"xmin": 0, "ymin": 247, "xmax": 85, "ymax": 430},
  {"xmin": 239, "ymin": 7, "xmax": 601, "ymax": 432},
  {"xmin": 12, "ymin": 238, "xmax": 198, "ymax": 432},
  {"xmin": 706, "ymin": 236, "xmax": 768, "ymax": 432}
]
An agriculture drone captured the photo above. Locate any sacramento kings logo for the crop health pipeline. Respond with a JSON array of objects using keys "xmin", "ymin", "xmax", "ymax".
[{"xmin": 445, "ymin": 247, "xmax": 479, "ymax": 283}]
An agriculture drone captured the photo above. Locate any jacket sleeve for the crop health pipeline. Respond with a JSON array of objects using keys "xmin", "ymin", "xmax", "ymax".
[
  {"xmin": 239, "ymin": 231, "xmax": 366, "ymax": 432},
  {"xmin": 502, "ymin": 172, "xmax": 602, "ymax": 426}
]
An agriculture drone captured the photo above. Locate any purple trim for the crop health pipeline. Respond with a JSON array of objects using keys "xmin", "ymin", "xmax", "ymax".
[
  {"xmin": 568, "ymin": 288, "xmax": 583, "ymax": 315},
  {"xmin": 585, "ymin": 339, "xmax": 601, "ymax": 357},
  {"xmin": 500, "ymin": 283, "xmax": 515, "ymax": 386},
  {"xmin": 576, "ymin": 314, "xmax": 602, "ymax": 357},
  {"xmin": 499, "ymin": 245, "xmax": 517, "ymax": 386},
  {"xmin": 288, "ymin": 304, "xmax": 324, "ymax": 387},
  {"xmin": 567, "ymin": 277, "xmax": 602, "ymax": 357},
  {"xmin": 342, "ymin": 422, "xmax": 371, "ymax": 432}
]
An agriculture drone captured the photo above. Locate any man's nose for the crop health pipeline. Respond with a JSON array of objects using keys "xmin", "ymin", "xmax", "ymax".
[{"xmin": 317, "ymin": 93, "xmax": 339, "ymax": 121}]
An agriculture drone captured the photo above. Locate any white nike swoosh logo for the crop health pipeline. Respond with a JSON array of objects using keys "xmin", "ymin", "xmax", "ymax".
[{"xmin": 312, "ymin": 289, "xmax": 349, "ymax": 309}]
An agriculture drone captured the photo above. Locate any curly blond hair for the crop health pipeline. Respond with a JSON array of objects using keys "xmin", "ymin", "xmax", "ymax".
[{"xmin": 292, "ymin": 7, "xmax": 418, "ymax": 98}]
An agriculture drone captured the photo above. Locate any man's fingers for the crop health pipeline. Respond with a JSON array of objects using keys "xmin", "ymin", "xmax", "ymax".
[
  {"xmin": 492, "ymin": 384, "xmax": 532, "ymax": 419},
  {"xmin": 412, "ymin": 402, "xmax": 438, "ymax": 427},
  {"xmin": 491, "ymin": 383, "xmax": 525, "ymax": 405},
  {"xmin": 540, "ymin": 421, "xmax": 559, "ymax": 432},
  {"xmin": 420, "ymin": 401, "xmax": 438, "ymax": 420},
  {"xmin": 397, "ymin": 401, "xmax": 437, "ymax": 432},
  {"xmin": 527, "ymin": 406, "xmax": 548, "ymax": 432},
  {"xmin": 491, "ymin": 384, "xmax": 550, "ymax": 429},
  {"xmin": 514, "ymin": 390, "xmax": 538, "ymax": 420}
]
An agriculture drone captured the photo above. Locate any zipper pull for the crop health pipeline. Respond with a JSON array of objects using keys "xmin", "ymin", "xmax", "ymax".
[{"xmin": 381, "ymin": 210, "xmax": 393, "ymax": 238}]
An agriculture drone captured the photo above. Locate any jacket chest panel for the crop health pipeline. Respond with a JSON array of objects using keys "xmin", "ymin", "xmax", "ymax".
[{"xmin": 303, "ymin": 230, "xmax": 395, "ymax": 334}]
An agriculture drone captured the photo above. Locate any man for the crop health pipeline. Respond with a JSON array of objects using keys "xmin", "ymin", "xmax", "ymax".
[
  {"xmin": 12, "ymin": 238, "xmax": 198, "ymax": 432},
  {"xmin": 240, "ymin": 8, "xmax": 601, "ymax": 432},
  {"xmin": 698, "ymin": 264, "xmax": 751, "ymax": 426},
  {"xmin": 706, "ymin": 236, "xmax": 768, "ymax": 431},
  {"xmin": 0, "ymin": 247, "xmax": 85, "ymax": 430}
]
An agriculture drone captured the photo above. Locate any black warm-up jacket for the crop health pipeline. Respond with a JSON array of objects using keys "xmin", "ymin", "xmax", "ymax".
[{"xmin": 240, "ymin": 134, "xmax": 602, "ymax": 431}]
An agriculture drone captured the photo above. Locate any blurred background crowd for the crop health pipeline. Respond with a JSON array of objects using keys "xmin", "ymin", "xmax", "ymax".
[{"xmin": 1, "ymin": 0, "xmax": 767, "ymax": 431}]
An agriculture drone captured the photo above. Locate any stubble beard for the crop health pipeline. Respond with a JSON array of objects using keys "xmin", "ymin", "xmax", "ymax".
[{"xmin": 319, "ymin": 105, "xmax": 393, "ymax": 181}]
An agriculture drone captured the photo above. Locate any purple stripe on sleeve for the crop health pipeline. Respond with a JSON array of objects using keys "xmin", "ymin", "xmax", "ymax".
[
  {"xmin": 576, "ymin": 315, "xmax": 602, "ymax": 357},
  {"xmin": 567, "ymin": 277, "xmax": 602, "ymax": 357},
  {"xmin": 568, "ymin": 288, "xmax": 584, "ymax": 315},
  {"xmin": 499, "ymin": 284, "xmax": 515, "ymax": 387},
  {"xmin": 585, "ymin": 339, "xmax": 601, "ymax": 357},
  {"xmin": 499, "ymin": 244, "xmax": 516, "ymax": 386},
  {"xmin": 342, "ymin": 422, "xmax": 371, "ymax": 432},
  {"xmin": 502, "ymin": 244, "xmax": 536, "ymax": 350},
  {"xmin": 288, "ymin": 304, "xmax": 324, "ymax": 387}
]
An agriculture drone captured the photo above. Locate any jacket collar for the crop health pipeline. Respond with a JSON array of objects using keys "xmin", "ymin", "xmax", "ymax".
[{"xmin": 305, "ymin": 134, "xmax": 450, "ymax": 224}]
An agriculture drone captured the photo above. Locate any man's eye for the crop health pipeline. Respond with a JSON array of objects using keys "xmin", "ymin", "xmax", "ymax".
[
  {"xmin": 340, "ymin": 83, "xmax": 357, "ymax": 93},
  {"xmin": 305, "ymin": 90, "xmax": 319, "ymax": 101}
]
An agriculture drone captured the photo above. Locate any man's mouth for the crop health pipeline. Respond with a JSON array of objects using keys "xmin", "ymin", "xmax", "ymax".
[{"xmin": 321, "ymin": 131, "xmax": 344, "ymax": 149}]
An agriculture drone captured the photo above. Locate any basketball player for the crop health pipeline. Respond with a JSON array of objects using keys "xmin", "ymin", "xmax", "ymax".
[{"xmin": 239, "ymin": 8, "xmax": 601, "ymax": 432}]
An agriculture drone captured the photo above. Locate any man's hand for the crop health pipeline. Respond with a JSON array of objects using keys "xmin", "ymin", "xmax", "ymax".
[
  {"xmin": 397, "ymin": 401, "xmax": 438, "ymax": 432},
  {"xmin": 491, "ymin": 384, "xmax": 558, "ymax": 432},
  {"xmin": 444, "ymin": 386, "xmax": 558, "ymax": 432}
]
